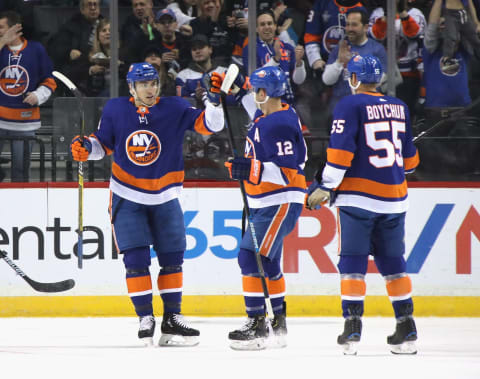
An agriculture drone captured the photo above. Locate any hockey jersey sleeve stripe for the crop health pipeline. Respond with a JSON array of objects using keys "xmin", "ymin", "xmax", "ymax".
[
  {"xmin": 327, "ymin": 147, "xmax": 355, "ymax": 168},
  {"xmin": 339, "ymin": 177, "xmax": 408, "ymax": 199},
  {"xmin": 126, "ymin": 275, "xmax": 152, "ymax": 294},
  {"xmin": 40, "ymin": 77, "xmax": 57, "ymax": 92},
  {"xmin": 259, "ymin": 203, "xmax": 289, "ymax": 258},
  {"xmin": 0, "ymin": 105, "xmax": 40, "ymax": 122},
  {"xmin": 245, "ymin": 174, "xmax": 306, "ymax": 196},
  {"xmin": 194, "ymin": 110, "xmax": 215, "ymax": 135},
  {"xmin": 112, "ymin": 162, "xmax": 184, "ymax": 192},
  {"xmin": 304, "ymin": 33, "xmax": 322, "ymax": 44},
  {"xmin": 404, "ymin": 150, "xmax": 420, "ymax": 172}
]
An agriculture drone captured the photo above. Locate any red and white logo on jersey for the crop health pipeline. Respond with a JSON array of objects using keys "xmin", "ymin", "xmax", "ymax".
[
  {"xmin": 125, "ymin": 130, "xmax": 161, "ymax": 166},
  {"xmin": 0, "ymin": 65, "xmax": 29, "ymax": 96}
]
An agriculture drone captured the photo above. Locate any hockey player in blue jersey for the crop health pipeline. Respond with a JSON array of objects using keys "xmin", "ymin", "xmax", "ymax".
[
  {"xmin": 307, "ymin": 55, "xmax": 420, "ymax": 355},
  {"xmin": 70, "ymin": 62, "xmax": 225, "ymax": 346},
  {"xmin": 215, "ymin": 66, "xmax": 307, "ymax": 350}
]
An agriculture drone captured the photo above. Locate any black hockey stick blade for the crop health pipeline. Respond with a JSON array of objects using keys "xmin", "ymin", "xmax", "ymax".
[{"xmin": 0, "ymin": 250, "xmax": 75, "ymax": 293}]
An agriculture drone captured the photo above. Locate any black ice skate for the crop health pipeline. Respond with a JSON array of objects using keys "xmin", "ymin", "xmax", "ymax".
[
  {"xmin": 271, "ymin": 302, "xmax": 287, "ymax": 348},
  {"xmin": 228, "ymin": 315, "xmax": 269, "ymax": 351},
  {"xmin": 388, "ymin": 304, "xmax": 417, "ymax": 355},
  {"xmin": 138, "ymin": 315, "xmax": 156, "ymax": 346},
  {"xmin": 159, "ymin": 312, "xmax": 200, "ymax": 347},
  {"xmin": 337, "ymin": 304, "xmax": 363, "ymax": 355}
]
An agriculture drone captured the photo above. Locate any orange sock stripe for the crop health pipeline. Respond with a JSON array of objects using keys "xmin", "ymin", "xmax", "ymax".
[
  {"xmin": 386, "ymin": 276, "xmax": 412, "ymax": 297},
  {"xmin": 126, "ymin": 275, "xmax": 152, "ymax": 294},
  {"xmin": 242, "ymin": 276, "xmax": 264, "ymax": 295},
  {"xmin": 157, "ymin": 272, "xmax": 183, "ymax": 291},
  {"xmin": 341, "ymin": 279, "xmax": 366, "ymax": 297},
  {"xmin": 267, "ymin": 276, "xmax": 285, "ymax": 296}
]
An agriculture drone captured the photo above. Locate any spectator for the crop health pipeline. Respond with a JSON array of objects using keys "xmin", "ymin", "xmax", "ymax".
[
  {"xmin": 0, "ymin": 11, "xmax": 56, "ymax": 182},
  {"xmin": 152, "ymin": 8, "xmax": 193, "ymax": 77},
  {"xmin": 242, "ymin": 9, "xmax": 306, "ymax": 107},
  {"xmin": 441, "ymin": 0, "xmax": 480, "ymax": 69},
  {"xmin": 143, "ymin": 45, "xmax": 177, "ymax": 96},
  {"xmin": 167, "ymin": 0, "xmax": 198, "ymax": 28},
  {"xmin": 322, "ymin": 7, "xmax": 387, "ymax": 114},
  {"xmin": 368, "ymin": 0, "xmax": 426, "ymax": 120},
  {"xmin": 304, "ymin": 0, "xmax": 364, "ymax": 74},
  {"xmin": 190, "ymin": 0, "xmax": 236, "ymax": 66},
  {"xmin": 65, "ymin": 19, "xmax": 127, "ymax": 97},
  {"xmin": 47, "ymin": 0, "xmax": 103, "ymax": 77},
  {"xmin": 121, "ymin": 0, "xmax": 156, "ymax": 49}
]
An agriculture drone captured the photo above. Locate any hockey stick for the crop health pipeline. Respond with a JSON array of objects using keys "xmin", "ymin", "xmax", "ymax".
[
  {"xmin": 413, "ymin": 96, "xmax": 480, "ymax": 143},
  {"xmin": 220, "ymin": 64, "xmax": 276, "ymax": 323},
  {"xmin": 0, "ymin": 250, "xmax": 75, "ymax": 293},
  {"xmin": 52, "ymin": 71, "xmax": 84, "ymax": 269}
]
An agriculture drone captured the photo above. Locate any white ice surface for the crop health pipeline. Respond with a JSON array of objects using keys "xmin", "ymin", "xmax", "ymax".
[{"xmin": 0, "ymin": 317, "xmax": 479, "ymax": 379}]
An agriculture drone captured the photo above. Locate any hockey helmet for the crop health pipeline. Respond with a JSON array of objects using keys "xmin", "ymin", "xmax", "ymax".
[
  {"xmin": 347, "ymin": 55, "xmax": 383, "ymax": 84},
  {"xmin": 249, "ymin": 66, "xmax": 287, "ymax": 97},
  {"xmin": 126, "ymin": 62, "xmax": 159, "ymax": 85}
]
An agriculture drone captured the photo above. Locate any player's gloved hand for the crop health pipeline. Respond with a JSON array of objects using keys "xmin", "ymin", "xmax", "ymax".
[
  {"xmin": 306, "ymin": 180, "xmax": 336, "ymax": 209},
  {"xmin": 230, "ymin": 72, "xmax": 249, "ymax": 101},
  {"xmin": 71, "ymin": 135, "xmax": 92, "ymax": 162},
  {"xmin": 224, "ymin": 157, "xmax": 263, "ymax": 185},
  {"xmin": 202, "ymin": 72, "xmax": 222, "ymax": 105}
]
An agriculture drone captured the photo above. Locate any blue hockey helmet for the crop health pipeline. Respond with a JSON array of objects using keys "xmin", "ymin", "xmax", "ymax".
[
  {"xmin": 347, "ymin": 55, "xmax": 383, "ymax": 84},
  {"xmin": 249, "ymin": 66, "xmax": 287, "ymax": 97},
  {"xmin": 126, "ymin": 62, "xmax": 159, "ymax": 85}
]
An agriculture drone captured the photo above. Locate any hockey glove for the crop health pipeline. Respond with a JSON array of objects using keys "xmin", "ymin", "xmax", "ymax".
[
  {"xmin": 224, "ymin": 157, "xmax": 263, "ymax": 185},
  {"xmin": 71, "ymin": 135, "xmax": 92, "ymax": 162},
  {"xmin": 210, "ymin": 71, "xmax": 249, "ymax": 102},
  {"xmin": 306, "ymin": 180, "xmax": 336, "ymax": 209},
  {"xmin": 202, "ymin": 72, "xmax": 221, "ymax": 105}
]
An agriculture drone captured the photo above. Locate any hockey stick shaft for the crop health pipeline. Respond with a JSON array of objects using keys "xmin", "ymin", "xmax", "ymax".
[
  {"xmin": 52, "ymin": 71, "xmax": 84, "ymax": 269},
  {"xmin": 0, "ymin": 250, "xmax": 75, "ymax": 293},
  {"xmin": 220, "ymin": 65, "xmax": 275, "ymax": 318}
]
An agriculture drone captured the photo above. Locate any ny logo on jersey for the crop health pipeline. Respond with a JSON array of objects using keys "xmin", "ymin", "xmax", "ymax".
[
  {"xmin": 126, "ymin": 130, "xmax": 161, "ymax": 166},
  {"xmin": 0, "ymin": 65, "xmax": 29, "ymax": 96}
]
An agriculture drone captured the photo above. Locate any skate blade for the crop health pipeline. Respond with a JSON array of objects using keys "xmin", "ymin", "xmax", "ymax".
[
  {"xmin": 140, "ymin": 337, "xmax": 154, "ymax": 347},
  {"xmin": 340, "ymin": 341, "xmax": 358, "ymax": 355},
  {"xmin": 229, "ymin": 338, "xmax": 266, "ymax": 351},
  {"xmin": 390, "ymin": 341, "xmax": 417, "ymax": 355},
  {"xmin": 158, "ymin": 334, "xmax": 199, "ymax": 347}
]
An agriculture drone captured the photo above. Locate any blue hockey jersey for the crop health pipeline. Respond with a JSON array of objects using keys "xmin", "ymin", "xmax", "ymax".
[
  {"xmin": 321, "ymin": 92, "xmax": 419, "ymax": 213},
  {"xmin": 0, "ymin": 39, "xmax": 56, "ymax": 131},
  {"xmin": 243, "ymin": 104, "xmax": 307, "ymax": 208},
  {"xmin": 90, "ymin": 96, "xmax": 218, "ymax": 205}
]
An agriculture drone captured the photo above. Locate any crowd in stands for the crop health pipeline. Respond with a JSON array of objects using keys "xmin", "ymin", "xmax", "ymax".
[{"xmin": 1, "ymin": 0, "xmax": 480, "ymax": 182}]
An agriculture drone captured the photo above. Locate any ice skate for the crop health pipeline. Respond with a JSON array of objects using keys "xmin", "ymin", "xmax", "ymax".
[
  {"xmin": 388, "ymin": 317, "xmax": 418, "ymax": 355},
  {"xmin": 229, "ymin": 315, "xmax": 269, "ymax": 351},
  {"xmin": 337, "ymin": 316, "xmax": 362, "ymax": 355},
  {"xmin": 159, "ymin": 313, "xmax": 200, "ymax": 347},
  {"xmin": 270, "ymin": 302, "xmax": 287, "ymax": 348},
  {"xmin": 138, "ymin": 315, "xmax": 155, "ymax": 346}
]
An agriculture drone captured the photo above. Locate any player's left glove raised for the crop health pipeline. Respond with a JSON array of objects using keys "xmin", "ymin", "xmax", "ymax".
[
  {"xmin": 225, "ymin": 157, "xmax": 263, "ymax": 185},
  {"xmin": 202, "ymin": 72, "xmax": 222, "ymax": 105},
  {"xmin": 306, "ymin": 180, "xmax": 336, "ymax": 209},
  {"xmin": 71, "ymin": 135, "xmax": 92, "ymax": 162}
]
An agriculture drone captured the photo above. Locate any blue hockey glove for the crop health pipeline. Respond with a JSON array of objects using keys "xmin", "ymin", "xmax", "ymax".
[
  {"xmin": 71, "ymin": 135, "xmax": 92, "ymax": 162},
  {"xmin": 224, "ymin": 157, "xmax": 263, "ymax": 185},
  {"xmin": 306, "ymin": 180, "xmax": 336, "ymax": 209}
]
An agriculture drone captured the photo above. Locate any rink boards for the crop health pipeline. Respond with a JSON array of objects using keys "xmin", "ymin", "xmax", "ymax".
[{"xmin": 0, "ymin": 182, "xmax": 479, "ymax": 317}]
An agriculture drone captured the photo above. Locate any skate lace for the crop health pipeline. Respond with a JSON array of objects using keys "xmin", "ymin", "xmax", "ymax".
[
  {"xmin": 139, "ymin": 315, "xmax": 155, "ymax": 331},
  {"xmin": 239, "ymin": 318, "xmax": 256, "ymax": 331},
  {"xmin": 171, "ymin": 314, "xmax": 190, "ymax": 329}
]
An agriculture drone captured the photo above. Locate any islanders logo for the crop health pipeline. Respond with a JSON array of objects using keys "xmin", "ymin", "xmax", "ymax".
[
  {"xmin": 0, "ymin": 65, "xmax": 29, "ymax": 96},
  {"xmin": 125, "ymin": 130, "xmax": 161, "ymax": 166}
]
